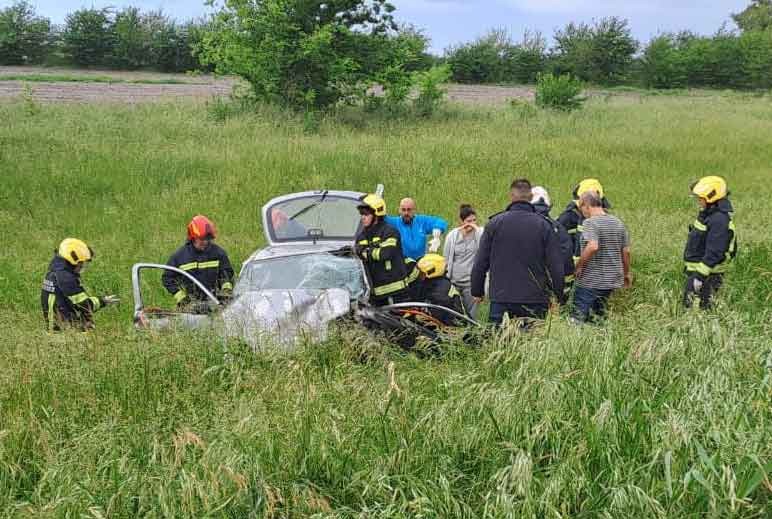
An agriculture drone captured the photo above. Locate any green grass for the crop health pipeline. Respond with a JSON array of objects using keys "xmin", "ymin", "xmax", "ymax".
[
  {"xmin": 1, "ymin": 95, "xmax": 771, "ymax": 516},
  {"xmin": 0, "ymin": 73, "xmax": 197, "ymax": 85}
]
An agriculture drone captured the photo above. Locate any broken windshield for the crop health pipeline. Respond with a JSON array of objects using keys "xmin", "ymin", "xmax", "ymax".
[
  {"xmin": 266, "ymin": 195, "xmax": 361, "ymax": 242},
  {"xmin": 236, "ymin": 253, "xmax": 366, "ymax": 299}
]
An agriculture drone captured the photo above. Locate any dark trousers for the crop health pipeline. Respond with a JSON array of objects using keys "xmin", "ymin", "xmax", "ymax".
[
  {"xmin": 683, "ymin": 274, "xmax": 723, "ymax": 310},
  {"xmin": 489, "ymin": 302, "xmax": 549, "ymax": 328},
  {"xmin": 572, "ymin": 286, "xmax": 614, "ymax": 323}
]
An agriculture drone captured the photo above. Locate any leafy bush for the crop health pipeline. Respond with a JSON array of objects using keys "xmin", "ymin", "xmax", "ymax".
[
  {"xmin": 535, "ymin": 72, "xmax": 584, "ymax": 111},
  {"xmin": 199, "ymin": 0, "xmax": 405, "ymax": 111},
  {"xmin": 0, "ymin": 1, "xmax": 51, "ymax": 65},
  {"xmin": 412, "ymin": 64, "xmax": 451, "ymax": 117},
  {"xmin": 62, "ymin": 8, "xmax": 115, "ymax": 67},
  {"xmin": 641, "ymin": 35, "xmax": 687, "ymax": 88},
  {"xmin": 552, "ymin": 17, "xmax": 638, "ymax": 85}
]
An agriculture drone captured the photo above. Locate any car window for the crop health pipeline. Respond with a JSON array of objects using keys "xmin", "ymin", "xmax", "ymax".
[
  {"xmin": 236, "ymin": 253, "xmax": 366, "ymax": 299},
  {"xmin": 266, "ymin": 195, "xmax": 361, "ymax": 242}
]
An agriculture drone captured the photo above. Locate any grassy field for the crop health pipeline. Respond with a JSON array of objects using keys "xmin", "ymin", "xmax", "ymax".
[{"xmin": 1, "ymin": 93, "xmax": 772, "ymax": 517}]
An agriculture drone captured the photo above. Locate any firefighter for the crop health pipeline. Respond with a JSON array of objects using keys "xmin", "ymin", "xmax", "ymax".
[
  {"xmin": 163, "ymin": 215, "xmax": 235, "ymax": 310},
  {"xmin": 683, "ymin": 176, "xmax": 737, "ymax": 309},
  {"xmin": 532, "ymin": 186, "xmax": 575, "ymax": 293},
  {"xmin": 557, "ymin": 178, "xmax": 612, "ymax": 268},
  {"xmin": 355, "ymin": 194, "xmax": 410, "ymax": 306},
  {"xmin": 415, "ymin": 253, "xmax": 466, "ymax": 324},
  {"xmin": 41, "ymin": 238, "xmax": 120, "ymax": 331}
]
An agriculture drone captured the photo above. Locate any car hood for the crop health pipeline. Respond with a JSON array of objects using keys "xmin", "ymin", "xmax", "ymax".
[{"xmin": 221, "ymin": 288, "xmax": 351, "ymax": 351}]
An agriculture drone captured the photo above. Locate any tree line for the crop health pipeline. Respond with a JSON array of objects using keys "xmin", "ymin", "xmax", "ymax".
[
  {"xmin": 0, "ymin": 1, "xmax": 210, "ymax": 72},
  {"xmin": 2, "ymin": 0, "xmax": 771, "ymax": 108}
]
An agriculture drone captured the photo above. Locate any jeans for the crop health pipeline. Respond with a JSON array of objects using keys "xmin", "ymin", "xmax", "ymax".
[
  {"xmin": 571, "ymin": 286, "xmax": 614, "ymax": 323},
  {"xmin": 489, "ymin": 302, "xmax": 549, "ymax": 328}
]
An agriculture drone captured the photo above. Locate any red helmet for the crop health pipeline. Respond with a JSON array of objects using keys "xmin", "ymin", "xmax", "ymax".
[{"xmin": 187, "ymin": 215, "xmax": 217, "ymax": 241}]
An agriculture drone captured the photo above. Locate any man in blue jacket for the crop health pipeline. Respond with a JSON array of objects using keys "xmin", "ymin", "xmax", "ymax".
[
  {"xmin": 385, "ymin": 197, "xmax": 448, "ymax": 261},
  {"xmin": 471, "ymin": 179, "xmax": 565, "ymax": 327}
]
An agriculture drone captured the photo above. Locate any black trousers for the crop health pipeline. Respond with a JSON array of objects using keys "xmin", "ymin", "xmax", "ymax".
[{"xmin": 683, "ymin": 273, "xmax": 723, "ymax": 310}]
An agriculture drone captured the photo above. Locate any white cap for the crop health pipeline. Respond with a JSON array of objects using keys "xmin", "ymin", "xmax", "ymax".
[{"xmin": 531, "ymin": 186, "xmax": 551, "ymax": 207}]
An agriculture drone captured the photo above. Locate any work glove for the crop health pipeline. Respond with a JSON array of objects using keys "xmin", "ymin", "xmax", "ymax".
[
  {"xmin": 101, "ymin": 295, "xmax": 120, "ymax": 306},
  {"xmin": 428, "ymin": 229, "xmax": 442, "ymax": 253},
  {"xmin": 176, "ymin": 295, "xmax": 191, "ymax": 310},
  {"xmin": 356, "ymin": 246, "xmax": 371, "ymax": 261},
  {"xmin": 219, "ymin": 288, "xmax": 233, "ymax": 304}
]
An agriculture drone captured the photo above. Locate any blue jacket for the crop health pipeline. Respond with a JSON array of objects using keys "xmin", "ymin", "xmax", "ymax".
[{"xmin": 385, "ymin": 214, "xmax": 448, "ymax": 260}]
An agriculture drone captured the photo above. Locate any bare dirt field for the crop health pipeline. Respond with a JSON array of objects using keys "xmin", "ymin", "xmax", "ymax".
[{"xmin": 1, "ymin": 66, "xmax": 541, "ymax": 106}]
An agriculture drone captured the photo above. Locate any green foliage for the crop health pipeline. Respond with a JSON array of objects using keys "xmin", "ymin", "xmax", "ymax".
[
  {"xmin": 535, "ymin": 72, "xmax": 584, "ymax": 111},
  {"xmin": 62, "ymin": 8, "xmax": 115, "ymax": 67},
  {"xmin": 552, "ymin": 17, "xmax": 639, "ymax": 85},
  {"xmin": 445, "ymin": 28, "xmax": 546, "ymax": 84},
  {"xmin": 0, "ymin": 1, "xmax": 51, "ymax": 65},
  {"xmin": 199, "ymin": 0, "xmax": 405, "ymax": 111},
  {"xmin": 2, "ymin": 95, "xmax": 772, "ymax": 515},
  {"xmin": 732, "ymin": 0, "xmax": 772, "ymax": 32},
  {"xmin": 111, "ymin": 7, "xmax": 145, "ymax": 69},
  {"xmin": 412, "ymin": 64, "xmax": 451, "ymax": 116},
  {"xmin": 640, "ymin": 30, "xmax": 772, "ymax": 89}
]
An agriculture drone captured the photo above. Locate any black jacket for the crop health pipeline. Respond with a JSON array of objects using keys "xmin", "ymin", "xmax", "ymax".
[
  {"xmin": 684, "ymin": 198, "xmax": 737, "ymax": 277},
  {"xmin": 355, "ymin": 219, "xmax": 408, "ymax": 300},
  {"xmin": 472, "ymin": 201, "xmax": 564, "ymax": 304},
  {"xmin": 41, "ymin": 255, "xmax": 104, "ymax": 331},
  {"xmin": 415, "ymin": 276, "xmax": 465, "ymax": 324},
  {"xmin": 163, "ymin": 241, "xmax": 234, "ymax": 303},
  {"xmin": 534, "ymin": 201, "xmax": 575, "ymax": 281}
]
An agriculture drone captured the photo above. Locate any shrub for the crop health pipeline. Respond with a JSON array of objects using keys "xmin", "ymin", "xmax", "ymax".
[
  {"xmin": 412, "ymin": 64, "xmax": 451, "ymax": 117},
  {"xmin": 62, "ymin": 8, "xmax": 115, "ymax": 67},
  {"xmin": 535, "ymin": 72, "xmax": 584, "ymax": 111},
  {"xmin": 0, "ymin": 1, "xmax": 52, "ymax": 65},
  {"xmin": 199, "ymin": 0, "xmax": 405, "ymax": 111}
]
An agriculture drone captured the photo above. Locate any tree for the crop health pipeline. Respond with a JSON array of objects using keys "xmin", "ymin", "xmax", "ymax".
[
  {"xmin": 199, "ymin": 0, "xmax": 401, "ymax": 111},
  {"xmin": 63, "ymin": 8, "xmax": 115, "ymax": 67},
  {"xmin": 0, "ymin": 1, "xmax": 51, "ymax": 65},
  {"xmin": 112, "ymin": 7, "xmax": 146, "ymax": 69},
  {"xmin": 552, "ymin": 17, "xmax": 638, "ymax": 84},
  {"xmin": 733, "ymin": 0, "xmax": 772, "ymax": 32}
]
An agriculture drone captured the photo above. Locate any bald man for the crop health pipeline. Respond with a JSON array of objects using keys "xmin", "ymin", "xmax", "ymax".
[{"xmin": 385, "ymin": 197, "xmax": 448, "ymax": 261}]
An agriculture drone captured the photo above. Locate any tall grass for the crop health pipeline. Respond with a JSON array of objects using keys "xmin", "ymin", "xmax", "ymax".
[{"xmin": 1, "ymin": 94, "xmax": 771, "ymax": 516}]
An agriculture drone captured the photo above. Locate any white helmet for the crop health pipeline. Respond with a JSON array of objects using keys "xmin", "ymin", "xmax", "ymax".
[{"xmin": 531, "ymin": 186, "xmax": 551, "ymax": 207}]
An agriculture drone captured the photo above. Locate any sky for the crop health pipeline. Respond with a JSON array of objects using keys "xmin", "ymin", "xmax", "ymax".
[{"xmin": 22, "ymin": 0, "xmax": 751, "ymax": 53}]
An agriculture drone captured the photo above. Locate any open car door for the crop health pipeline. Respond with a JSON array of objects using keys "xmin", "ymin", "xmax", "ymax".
[{"xmin": 132, "ymin": 263, "xmax": 222, "ymax": 330}]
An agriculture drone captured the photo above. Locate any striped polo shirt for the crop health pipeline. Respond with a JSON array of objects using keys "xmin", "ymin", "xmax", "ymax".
[{"xmin": 577, "ymin": 214, "xmax": 629, "ymax": 290}]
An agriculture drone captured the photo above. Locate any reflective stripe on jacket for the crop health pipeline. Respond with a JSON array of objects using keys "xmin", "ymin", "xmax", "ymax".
[
  {"xmin": 355, "ymin": 220, "xmax": 409, "ymax": 298},
  {"xmin": 40, "ymin": 255, "xmax": 102, "ymax": 331},
  {"xmin": 684, "ymin": 198, "xmax": 737, "ymax": 276},
  {"xmin": 162, "ymin": 241, "xmax": 234, "ymax": 302}
]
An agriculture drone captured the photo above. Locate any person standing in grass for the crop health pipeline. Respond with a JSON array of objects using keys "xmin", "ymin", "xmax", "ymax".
[
  {"xmin": 385, "ymin": 197, "xmax": 448, "ymax": 261},
  {"xmin": 683, "ymin": 176, "xmax": 737, "ymax": 310},
  {"xmin": 531, "ymin": 186, "xmax": 575, "ymax": 295},
  {"xmin": 571, "ymin": 192, "xmax": 631, "ymax": 323},
  {"xmin": 557, "ymin": 178, "xmax": 612, "ymax": 286},
  {"xmin": 41, "ymin": 238, "xmax": 120, "ymax": 331},
  {"xmin": 163, "ymin": 215, "xmax": 235, "ymax": 309},
  {"xmin": 443, "ymin": 204, "xmax": 484, "ymax": 319},
  {"xmin": 471, "ymin": 179, "xmax": 565, "ymax": 328}
]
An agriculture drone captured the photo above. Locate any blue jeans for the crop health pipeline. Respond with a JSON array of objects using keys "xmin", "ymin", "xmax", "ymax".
[
  {"xmin": 572, "ymin": 286, "xmax": 614, "ymax": 323},
  {"xmin": 489, "ymin": 302, "xmax": 549, "ymax": 328}
]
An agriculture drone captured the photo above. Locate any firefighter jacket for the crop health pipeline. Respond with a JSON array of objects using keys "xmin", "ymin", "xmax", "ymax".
[
  {"xmin": 355, "ymin": 220, "xmax": 409, "ymax": 299},
  {"xmin": 162, "ymin": 241, "xmax": 234, "ymax": 303},
  {"xmin": 684, "ymin": 198, "xmax": 737, "ymax": 278},
  {"xmin": 40, "ymin": 255, "xmax": 104, "ymax": 331},
  {"xmin": 415, "ymin": 276, "xmax": 465, "ymax": 325},
  {"xmin": 534, "ymin": 201, "xmax": 575, "ymax": 285}
]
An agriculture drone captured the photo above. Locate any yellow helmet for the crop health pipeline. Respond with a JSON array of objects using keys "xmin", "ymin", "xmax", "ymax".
[
  {"xmin": 58, "ymin": 238, "xmax": 93, "ymax": 266},
  {"xmin": 358, "ymin": 194, "xmax": 386, "ymax": 217},
  {"xmin": 574, "ymin": 178, "xmax": 605, "ymax": 200},
  {"xmin": 691, "ymin": 176, "xmax": 727, "ymax": 204},
  {"xmin": 417, "ymin": 253, "xmax": 446, "ymax": 279}
]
